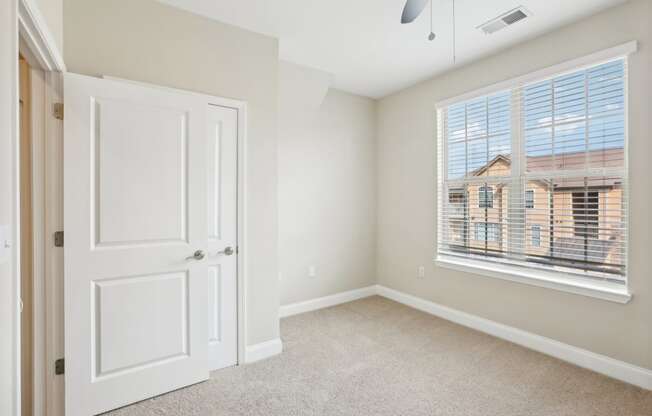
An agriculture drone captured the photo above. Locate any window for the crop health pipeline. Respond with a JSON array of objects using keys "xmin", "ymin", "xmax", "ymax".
[
  {"xmin": 437, "ymin": 56, "xmax": 628, "ymax": 287},
  {"xmin": 531, "ymin": 225, "xmax": 541, "ymax": 247},
  {"xmin": 572, "ymin": 191, "xmax": 599, "ymax": 239},
  {"xmin": 479, "ymin": 186, "xmax": 494, "ymax": 208},
  {"xmin": 475, "ymin": 223, "xmax": 501, "ymax": 242},
  {"xmin": 525, "ymin": 190, "xmax": 534, "ymax": 209},
  {"xmin": 448, "ymin": 188, "xmax": 466, "ymax": 218},
  {"xmin": 448, "ymin": 189, "xmax": 466, "ymax": 204}
]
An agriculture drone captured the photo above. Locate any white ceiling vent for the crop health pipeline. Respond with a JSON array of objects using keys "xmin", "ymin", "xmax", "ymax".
[{"xmin": 477, "ymin": 7, "xmax": 530, "ymax": 35}]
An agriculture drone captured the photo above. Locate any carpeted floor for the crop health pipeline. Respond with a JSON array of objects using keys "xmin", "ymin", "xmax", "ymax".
[{"xmin": 105, "ymin": 296, "xmax": 652, "ymax": 415}]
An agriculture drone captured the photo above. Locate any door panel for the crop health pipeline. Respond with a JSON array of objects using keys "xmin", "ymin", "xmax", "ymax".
[
  {"xmin": 94, "ymin": 272, "xmax": 189, "ymax": 377},
  {"xmin": 64, "ymin": 73, "xmax": 209, "ymax": 416},
  {"xmin": 207, "ymin": 265, "xmax": 223, "ymax": 344},
  {"xmin": 95, "ymin": 98, "xmax": 188, "ymax": 246},
  {"xmin": 206, "ymin": 105, "xmax": 238, "ymax": 371}
]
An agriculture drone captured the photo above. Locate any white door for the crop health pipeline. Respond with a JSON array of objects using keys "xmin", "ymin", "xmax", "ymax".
[
  {"xmin": 64, "ymin": 73, "xmax": 213, "ymax": 415},
  {"xmin": 206, "ymin": 105, "xmax": 238, "ymax": 371}
]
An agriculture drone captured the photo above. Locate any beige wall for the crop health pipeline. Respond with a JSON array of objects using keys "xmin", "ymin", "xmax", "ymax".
[
  {"xmin": 63, "ymin": 0, "xmax": 280, "ymax": 345},
  {"xmin": 278, "ymin": 61, "xmax": 377, "ymax": 305},
  {"xmin": 33, "ymin": 0, "xmax": 63, "ymax": 53},
  {"xmin": 376, "ymin": 0, "xmax": 652, "ymax": 369}
]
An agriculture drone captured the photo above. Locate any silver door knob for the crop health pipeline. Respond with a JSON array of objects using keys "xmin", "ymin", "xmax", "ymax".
[
  {"xmin": 217, "ymin": 246, "xmax": 234, "ymax": 256},
  {"xmin": 186, "ymin": 250, "xmax": 206, "ymax": 260}
]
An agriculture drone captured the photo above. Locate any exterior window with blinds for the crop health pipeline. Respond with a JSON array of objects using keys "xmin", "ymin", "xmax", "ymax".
[
  {"xmin": 525, "ymin": 190, "xmax": 535, "ymax": 208},
  {"xmin": 437, "ymin": 57, "xmax": 628, "ymax": 285},
  {"xmin": 531, "ymin": 225, "xmax": 541, "ymax": 247}
]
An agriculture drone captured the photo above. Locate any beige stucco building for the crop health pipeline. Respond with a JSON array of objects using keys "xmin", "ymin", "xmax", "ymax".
[{"xmin": 446, "ymin": 152, "xmax": 624, "ymax": 276}]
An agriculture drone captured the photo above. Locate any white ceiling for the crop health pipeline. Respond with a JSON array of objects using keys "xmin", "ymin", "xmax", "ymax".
[{"xmin": 158, "ymin": 0, "xmax": 626, "ymax": 98}]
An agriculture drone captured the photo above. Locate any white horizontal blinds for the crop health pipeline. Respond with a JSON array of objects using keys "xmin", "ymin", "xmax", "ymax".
[
  {"xmin": 521, "ymin": 59, "xmax": 627, "ymax": 279},
  {"xmin": 523, "ymin": 59, "xmax": 626, "ymax": 174},
  {"xmin": 441, "ymin": 91, "xmax": 512, "ymax": 258},
  {"xmin": 445, "ymin": 92, "xmax": 511, "ymax": 180},
  {"xmin": 438, "ymin": 57, "xmax": 627, "ymax": 281}
]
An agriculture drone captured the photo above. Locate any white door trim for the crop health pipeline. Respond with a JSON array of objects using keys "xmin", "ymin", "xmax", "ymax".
[
  {"xmin": 103, "ymin": 76, "xmax": 249, "ymax": 365},
  {"xmin": 12, "ymin": 2, "xmax": 65, "ymax": 416},
  {"xmin": 18, "ymin": 0, "xmax": 65, "ymax": 73}
]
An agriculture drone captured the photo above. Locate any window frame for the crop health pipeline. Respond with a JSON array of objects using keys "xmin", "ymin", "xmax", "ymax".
[{"xmin": 435, "ymin": 42, "xmax": 635, "ymax": 304}]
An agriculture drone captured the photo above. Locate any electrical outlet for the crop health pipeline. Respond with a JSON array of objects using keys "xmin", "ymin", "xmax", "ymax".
[
  {"xmin": 278, "ymin": 272, "xmax": 283, "ymax": 281},
  {"xmin": 417, "ymin": 266, "xmax": 426, "ymax": 279},
  {"xmin": 308, "ymin": 266, "xmax": 317, "ymax": 278}
]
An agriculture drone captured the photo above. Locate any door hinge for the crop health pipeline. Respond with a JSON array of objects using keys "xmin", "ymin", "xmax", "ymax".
[
  {"xmin": 55, "ymin": 358, "xmax": 65, "ymax": 375},
  {"xmin": 53, "ymin": 103, "xmax": 64, "ymax": 120},
  {"xmin": 54, "ymin": 231, "xmax": 64, "ymax": 247}
]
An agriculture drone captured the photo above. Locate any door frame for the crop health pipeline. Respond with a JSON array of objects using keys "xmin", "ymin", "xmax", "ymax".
[{"xmin": 6, "ymin": 1, "xmax": 66, "ymax": 416}]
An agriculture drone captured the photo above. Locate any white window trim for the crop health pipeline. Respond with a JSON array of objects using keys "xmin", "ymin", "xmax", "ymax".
[
  {"xmin": 435, "ymin": 42, "xmax": 637, "ymax": 304},
  {"xmin": 436, "ymin": 254, "xmax": 631, "ymax": 304},
  {"xmin": 436, "ymin": 41, "xmax": 637, "ymax": 108}
]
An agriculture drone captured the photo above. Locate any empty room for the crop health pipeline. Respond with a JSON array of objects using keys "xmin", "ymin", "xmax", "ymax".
[{"xmin": 1, "ymin": 0, "xmax": 651, "ymax": 415}]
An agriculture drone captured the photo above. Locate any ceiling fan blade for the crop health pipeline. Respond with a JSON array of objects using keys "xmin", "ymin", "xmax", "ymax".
[{"xmin": 401, "ymin": 0, "xmax": 429, "ymax": 24}]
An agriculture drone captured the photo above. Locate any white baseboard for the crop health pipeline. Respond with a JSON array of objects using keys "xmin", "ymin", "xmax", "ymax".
[
  {"xmin": 376, "ymin": 285, "xmax": 652, "ymax": 390},
  {"xmin": 244, "ymin": 338, "xmax": 283, "ymax": 364},
  {"xmin": 276, "ymin": 284, "xmax": 651, "ymax": 389},
  {"xmin": 279, "ymin": 285, "xmax": 377, "ymax": 318}
]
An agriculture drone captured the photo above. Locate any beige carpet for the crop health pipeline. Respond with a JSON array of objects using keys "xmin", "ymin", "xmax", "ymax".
[{"xmin": 105, "ymin": 296, "xmax": 652, "ymax": 415}]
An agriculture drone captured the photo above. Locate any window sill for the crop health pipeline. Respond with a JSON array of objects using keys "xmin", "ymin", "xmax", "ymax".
[{"xmin": 435, "ymin": 255, "xmax": 632, "ymax": 304}]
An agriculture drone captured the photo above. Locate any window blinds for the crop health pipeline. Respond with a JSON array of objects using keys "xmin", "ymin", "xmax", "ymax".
[{"xmin": 437, "ymin": 58, "xmax": 627, "ymax": 282}]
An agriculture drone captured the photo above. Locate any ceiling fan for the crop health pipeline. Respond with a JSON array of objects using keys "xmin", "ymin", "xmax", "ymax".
[
  {"xmin": 400, "ymin": 0, "xmax": 430, "ymax": 24},
  {"xmin": 401, "ymin": 0, "xmax": 435, "ymax": 40},
  {"xmin": 400, "ymin": 0, "xmax": 456, "ymax": 61}
]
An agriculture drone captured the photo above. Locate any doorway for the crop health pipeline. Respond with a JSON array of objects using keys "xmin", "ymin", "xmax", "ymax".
[
  {"xmin": 13, "ymin": 7, "xmax": 248, "ymax": 414},
  {"xmin": 17, "ymin": 41, "xmax": 63, "ymax": 416}
]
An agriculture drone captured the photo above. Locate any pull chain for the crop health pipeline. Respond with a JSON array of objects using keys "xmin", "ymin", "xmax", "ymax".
[{"xmin": 428, "ymin": 0, "xmax": 436, "ymax": 41}]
